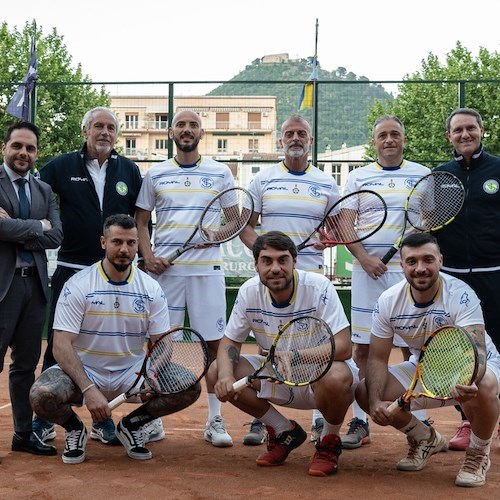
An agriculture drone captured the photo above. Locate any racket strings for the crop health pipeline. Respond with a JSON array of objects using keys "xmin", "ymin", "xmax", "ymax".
[
  {"xmin": 322, "ymin": 191, "xmax": 386, "ymax": 244},
  {"xmin": 406, "ymin": 173, "xmax": 465, "ymax": 231},
  {"xmin": 420, "ymin": 328, "xmax": 477, "ymax": 398},
  {"xmin": 146, "ymin": 332, "xmax": 208, "ymax": 393},
  {"xmin": 200, "ymin": 189, "xmax": 252, "ymax": 243},
  {"xmin": 273, "ymin": 318, "xmax": 334, "ymax": 384}
]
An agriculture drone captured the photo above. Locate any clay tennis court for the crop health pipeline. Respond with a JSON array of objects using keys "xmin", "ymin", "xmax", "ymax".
[{"xmin": 0, "ymin": 343, "xmax": 498, "ymax": 499}]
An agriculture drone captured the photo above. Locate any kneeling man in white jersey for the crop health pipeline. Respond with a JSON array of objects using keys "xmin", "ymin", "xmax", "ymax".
[
  {"xmin": 30, "ymin": 214, "xmax": 201, "ymax": 464},
  {"xmin": 356, "ymin": 232, "xmax": 500, "ymax": 488},
  {"xmin": 210, "ymin": 231, "xmax": 357, "ymax": 477}
]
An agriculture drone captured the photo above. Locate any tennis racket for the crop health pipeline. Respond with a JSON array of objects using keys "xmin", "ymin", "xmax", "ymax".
[
  {"xmin": 165, "ymin": 187, "xmax": 254, "ymax": 263},
  {"xmin": 108, "ymin": 327, "xmax": 210, "ymax": 410},
  {"xmin": 387, "ymin": 325, "xmax": 479, "ymax": 415},
  {"xmin": 381, "ymin": 171, "xmax": 465, "ymax": 264},
  {"xmin": 296, "ymin": 190, "xmax": 387, "ymax": 251},
  {"xmin": 232, "ymin": 315, "xmax": 335, "ymax": 391}
]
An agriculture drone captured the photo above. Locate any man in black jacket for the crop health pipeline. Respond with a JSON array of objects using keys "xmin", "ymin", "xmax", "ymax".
[
  {"xmin": 34, "ymin": 107, "xmax": 164, "ymax": 447},
  {"xmin": 434, "ymin": 107, "xmax": 500, "ymax": 451}
]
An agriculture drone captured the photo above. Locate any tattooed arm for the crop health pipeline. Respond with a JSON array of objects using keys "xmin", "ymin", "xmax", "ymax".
[
  {"xmin": 213, "ymin": 335, "xmax": 243, "ymax": 402},
  {"xmin": 53, "ymin": 330, "xmax": 112, "ymax": 422}
]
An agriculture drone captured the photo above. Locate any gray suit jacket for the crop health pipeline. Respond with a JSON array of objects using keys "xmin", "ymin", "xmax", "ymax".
[{"xmin": 0, "ymin": 166, "xmax": 63, "ymax": 302}]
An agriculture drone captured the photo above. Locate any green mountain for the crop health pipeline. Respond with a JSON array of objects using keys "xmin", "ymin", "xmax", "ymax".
[{"xmin": 208, "ymin": 57, "xmax": 393, "ymax": 150}]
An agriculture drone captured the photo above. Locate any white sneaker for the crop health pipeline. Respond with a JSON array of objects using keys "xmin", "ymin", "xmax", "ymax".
[
  {"xmin": 397, "ymin": 426, "xmax": 447, "ymax": 471},
  {"xmin": 143, "ymin": 418, "xmax": 165, "ymax": 443},
  {"xmin": 204, "ymin": 415, "xmax": 233, "ymax": 447},
  {"xmin": 455, "ymin": 447, "xmax": 491, "ymax": 487}
]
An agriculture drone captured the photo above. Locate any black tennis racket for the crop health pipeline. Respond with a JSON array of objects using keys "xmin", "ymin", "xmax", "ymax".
[
  {"xmin": 165, "ymin": 187, "xmax": 254, "ymax": 263},
  {"xmin": 381, "ymin": 171, "xmax": 465, "ymax": 264},
  {"xmin": 296, "ymin": 190, "xmax": 387, "ymax": 251},
  {"xmin": 387, "ymin": 325, "xmax": 478, "ymax": 415},
  {"xmin": 108, "ymin": 327, "xmax": 210, "ymax": 410},
  {"xmin": 232, "ymin": 315, "xmax": 335, "ymax": 391}
]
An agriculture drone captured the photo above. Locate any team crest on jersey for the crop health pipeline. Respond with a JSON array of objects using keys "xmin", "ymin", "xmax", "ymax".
[
  {"xmin": 116, "ymin": 181, "xmax": 128, "ymax": 196},
  {"xmin": 483, "ymin": 179, "xmax": 499, "ymax": 194},
  {"xmin": 217, "ymin": 317, "xmax": 225, "ymax": 332},
  {"xmin": 134, "ymin": 298, "xmax": 146, "ymax": 313},
  {"xmin": 200, "ymin": 177, "xmax": 214, "ymax": 189},
  {"xmin": 404, "ymin": 178, "xmax": 416, "ymax": 190},
  {"xmin": 433, "ymin": 315, "xmax": 449, "ymax": 329},
  {"xmin": 293, "ymin": 184, "xmax": 300, "ymax": 194},
  {"xmin": 388, "ymin": 179, "xmax": 395, "ymax": 188},
  {"xmin": 308, "ymin": 185, "xmax": 321, "ymax": 198}
]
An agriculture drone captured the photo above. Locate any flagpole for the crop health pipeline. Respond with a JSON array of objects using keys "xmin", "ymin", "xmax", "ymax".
[
  {"xmin": 30, "ymin": 20, "xmax": 37, "ymax": 124},
  {"xmin": 312, "ymin": 18, "xmax": 319, "ymax": 166}
]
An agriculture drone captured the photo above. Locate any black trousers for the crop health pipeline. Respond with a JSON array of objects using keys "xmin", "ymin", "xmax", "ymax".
[{"xmin": 0, "ymin": 272, "xmax": 46, "ymax": 432}]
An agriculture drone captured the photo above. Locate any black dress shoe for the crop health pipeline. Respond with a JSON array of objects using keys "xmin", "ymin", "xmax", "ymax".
[{"xmin": 12, "ymin": 432, "xmax": 57, "ymax": 456}]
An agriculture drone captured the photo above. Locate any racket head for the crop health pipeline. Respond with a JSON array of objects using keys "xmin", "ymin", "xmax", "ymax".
[
  {"xmin": 198, "ymin": 187, "xmax": 254, "ymax": 244},
  {"xmin": 418, "ymin": 325, "xmax": 479, "ymax": 400},
  {"xmin": 320, "ymin": 190, "xmax": 387, "ymax": 245},
  {"xmin": 144, "ymin": 327, "xmax": 210, "ymax": 395},
  {"xmin": 269, "ymin": 315, "xmax": 335, "ymax": 386},
  {"xmin": 405, "ymin": 172, "xmax": 465, "ymax": 232}
]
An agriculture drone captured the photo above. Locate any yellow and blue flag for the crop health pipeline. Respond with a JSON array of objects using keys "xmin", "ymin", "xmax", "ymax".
[{"xmin": 298, "ymin": 58, "xmax": 318, "ymax": 111}]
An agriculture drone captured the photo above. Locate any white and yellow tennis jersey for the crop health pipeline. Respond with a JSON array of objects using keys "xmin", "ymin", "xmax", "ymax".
[
  {"xmin": 53, "ymin": 262, "xmax": 170, "ymax": 372},
  {"xmin": 372, "ymin": 272, "xmax": 500, "ymax": 362},
  {"xmin": 344, "ymin": 160, "xmax": 430, "ymax": 271},
  {"xmin": 225, "ymin": 269, "xmax": 349, "ymax": 349},
  {"xmin": 136, "ymin": 156, "xmax": 235, "ymax": 276},
  {"xmin": 248, "ymin": 162, "xmax": 340, "ymax": 272}
]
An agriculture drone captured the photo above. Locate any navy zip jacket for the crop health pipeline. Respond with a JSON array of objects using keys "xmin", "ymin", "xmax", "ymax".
[
  {"xmin": 434, "ymin": 147, "xmax": 500, "ymax": 271},
  {"xmin": 39, "ymin": 144, "xmax": 143, "ymax": 266}
]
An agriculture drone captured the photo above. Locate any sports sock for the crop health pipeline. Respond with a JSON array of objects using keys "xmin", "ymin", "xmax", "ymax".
[
  {"xmin": 469, "ymin": 432, "xmax": 491, "ymax": 454},
  {"xmin": 321, "ymin": 420, "xmax": 341, "ymax": 440},
  {"xmin": 312, "ymin": 409, "xmax": 323, "ymax": 424},
  {"xmin": 207, "ymin": 392, "xmax": 222, "ymax": 421},
  {"xmin": 352, "ymin": 400, "xmax": 367, "ymax": 422},
  {"xmin": 260, "ymin": 406, "xmax": 292, "ymax": 436},
  {"xmin": 398, "ymin": 415, "xmax": 431, "ymax": 442}
]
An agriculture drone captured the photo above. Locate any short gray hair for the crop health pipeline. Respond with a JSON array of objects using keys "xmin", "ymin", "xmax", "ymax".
[
  {"xmin": 81, "ymin": 107, "xmax": 121, "ymax": 135},
  {"xmin": 372, "ymin": 115, "xmax": 405, "ymax": 136}
]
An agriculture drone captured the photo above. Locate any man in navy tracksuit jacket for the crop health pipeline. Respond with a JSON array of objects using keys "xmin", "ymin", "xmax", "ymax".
[
  {"xmin": 34, "ymin": 107, "xmax": 147, "ymax": 447},
  {"xmin": 434, "ymin": 107, "xmax": 500, "ymax": 450}
]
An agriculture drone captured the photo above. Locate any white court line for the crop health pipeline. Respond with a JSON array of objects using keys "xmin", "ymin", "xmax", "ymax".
[{"xmin": 0, "ymin": 403, "xmax": 12, "ymax": 410}]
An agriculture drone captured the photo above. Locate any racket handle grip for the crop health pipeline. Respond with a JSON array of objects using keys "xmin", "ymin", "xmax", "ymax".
[
  {"xmin": 232, "ymin": 377, "xmax": 250, "ymax": 393},
  {"xmin": 108, "ymin": 393, "xmax": 127, "ymax": 411},
  {"xmin": 387, "ymin": 398, "xmax": 404, "ymax": 415},
  {"xmin": 381, "ymin": 246, "xmax": 398, "ymax": 264},
  {"xmin": 164, "ymin": 249, "xmax": 182, "ymax": 264}
]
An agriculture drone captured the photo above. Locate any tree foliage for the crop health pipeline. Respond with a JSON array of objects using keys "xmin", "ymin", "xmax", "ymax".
[
  {"xmin": 209, "ymin": 57, "xmax": 392, "ymax": 150},
  {"xmin": 366, "ymin": 42, "xmax": 500, "ymax": 165},
  {"xmin": 0, "ymin": 21, "xmax": 109, "ymax": 164}
]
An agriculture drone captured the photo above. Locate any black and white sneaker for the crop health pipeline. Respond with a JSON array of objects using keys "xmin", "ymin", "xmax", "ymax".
[
  {"xmin": 62, "ymin": 422, "xmax": 88, "ymax": 464},
  {"xmin": 116, "ymin": 420, "xmax": 152, "ymax": 460}
]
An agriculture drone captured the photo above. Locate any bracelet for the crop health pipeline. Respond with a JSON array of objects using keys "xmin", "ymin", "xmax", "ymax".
[{"xmin": 81, "ymin": 383, "xmax": 96, "ymax": 394}]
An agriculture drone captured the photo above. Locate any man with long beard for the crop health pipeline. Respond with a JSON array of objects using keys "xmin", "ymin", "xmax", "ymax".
[{"xmin": 136, "ymin": 110, "xmax": 235, "ymax": 447}]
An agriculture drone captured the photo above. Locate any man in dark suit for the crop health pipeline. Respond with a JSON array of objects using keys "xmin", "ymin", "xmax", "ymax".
[{"xmin": 0, "ymin": 121, "xmax": 63, "ymax": 456}]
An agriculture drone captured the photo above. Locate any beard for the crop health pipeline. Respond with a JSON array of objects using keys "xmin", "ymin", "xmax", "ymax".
[
  {"xmin": 110, "ymin": 259, "xmax": 132, "ymax": 273},
  {"xmin": 283, "ymin": 143, "xmax": 308, "ymax": 159},
  {"xmin": 174, "ymin": 136, "xmax": 200, "ymax": 153}
]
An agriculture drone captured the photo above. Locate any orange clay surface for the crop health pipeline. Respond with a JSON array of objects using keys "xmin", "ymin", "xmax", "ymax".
[{"xmin": 0, "ymin": 342, "xmax": 498, "ymax": 499}]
